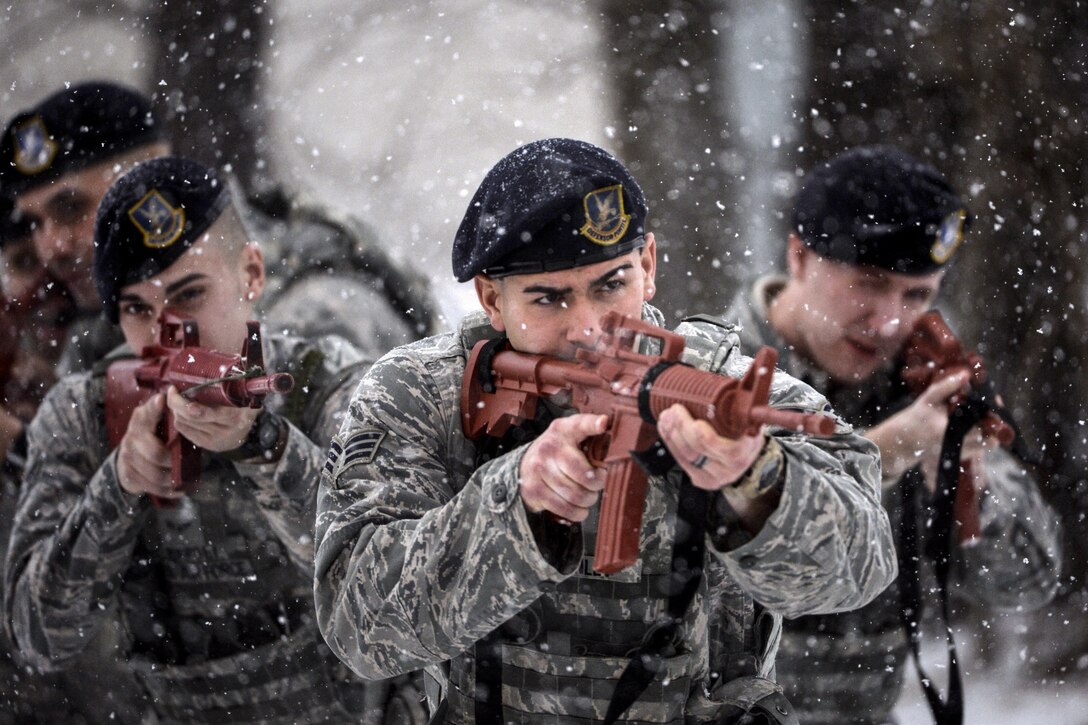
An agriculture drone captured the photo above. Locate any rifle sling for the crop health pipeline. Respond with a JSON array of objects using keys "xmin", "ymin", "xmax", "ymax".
[
  {"xmin": 603, "ymin": 480, "xmax": 710, "ymax": 725},
  {"xmin": 474, "ymin": 338, "xmax": 508, "ymax": 394},
  {"xmin": 899, "ymin": 462, "xmax": 964, "ymax": 725},
  {"xmin": 899, "ymin": 386, "xmax": 1027, "ymax": 725}
]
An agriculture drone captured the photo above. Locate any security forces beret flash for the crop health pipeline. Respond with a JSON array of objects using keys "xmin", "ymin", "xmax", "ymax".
[
  {"xmin": 94, "ymin": 156, "xmax": 231, "ymax": 322},
  {"xmin": 793, "ymin": 145, "xmax": 970, "ymax": 274},
  {"xmin": 0, "ymin": 81, "xmax": 166, "ymax": 200},
  {"xmin": 453, "ymin": 138, "xmax": 647, "ymax": 282}
]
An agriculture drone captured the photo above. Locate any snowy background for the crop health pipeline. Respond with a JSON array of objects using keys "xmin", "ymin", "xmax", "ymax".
[
  {"xmin": 3, "ymin": 2, "xmax": 1087, "ymax": 723},
  {"xmin": 0, "ymin": 0, "xmax": 801, "ymax": 323}
]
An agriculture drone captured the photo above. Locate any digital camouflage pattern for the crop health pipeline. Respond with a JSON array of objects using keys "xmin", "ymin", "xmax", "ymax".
[
  {"xmin": 3, "ymin": 333, "xmax": 392, "ymax": 724},
  {"xmin": 314, "ymin": 303, "xmax": 897, "ymax": 723},
  {"xmin": 724, "ymin": 276, "xmax": 1062, "ymax": 725},
  {"xmin": 54, "ymin": 309, "xmax": 125, "ymax": 379},
  {"xmin": 0, "ymin": 189, "xmax": 436, "ymax": 721},
  {"xmin": 242, "ymin": 186, "xmax": 442, "ymax": 355}
]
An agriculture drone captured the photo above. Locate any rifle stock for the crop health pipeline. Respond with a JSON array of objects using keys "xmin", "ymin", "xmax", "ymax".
[{"xmin": 462, "ymin": 312, "xmax": 835, "ymax": 574}]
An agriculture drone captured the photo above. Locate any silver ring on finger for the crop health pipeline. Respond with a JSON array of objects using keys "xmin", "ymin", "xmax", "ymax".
[{"xmin": 692, "ymin": 454, "xmax": 708, "ymax": 469}]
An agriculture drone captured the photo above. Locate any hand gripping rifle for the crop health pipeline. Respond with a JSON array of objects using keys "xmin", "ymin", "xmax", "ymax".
[
  {"xmin": 895, "ymin": 313, "xmax": 1038, "ymax": 725},
  {"xmin": 461, "ymin": 311, "xmax": 835, "ymax": 574},
  {"xmin": 900, "ymin": 310, "xmax": 1025, "ymax": 545},
  {"xmin": 104, "ymin": 311, "xmax": 295, "ymax": 507}
]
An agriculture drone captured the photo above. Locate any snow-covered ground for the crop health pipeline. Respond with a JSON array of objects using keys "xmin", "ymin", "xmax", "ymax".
[
  {"xmin": 892, "ymin": 651, "xmax": 1088, "ymax": 724},
  {"xmin": 889, "ymin": 616, "xmax": 1088, "ymax": 725}
]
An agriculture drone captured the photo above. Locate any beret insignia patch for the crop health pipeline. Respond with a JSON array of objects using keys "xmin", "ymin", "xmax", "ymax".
[
  {"xmin": 580, "ymin": 184, "xmax": 630, "ymax": 246},
  {"xmin": 930, "ymin": 208, "xmax": 967, "ymax": 264},
  {"xmin": 128, "ymin": 190, "xmax": 186, "ymax": 249},
  {"xmin": 12, "ymin": 117, "xmax": 57, "ymax": 175}
]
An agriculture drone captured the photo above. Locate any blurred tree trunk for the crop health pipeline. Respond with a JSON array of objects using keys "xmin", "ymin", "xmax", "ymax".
[
  {"xmin": 597, "ymin": 0, "xmax": 739, "ymax": 320},
  {"xmin": 149, "ymin": 0, "xmax": 274, "ymax": 196},
  {"xmin": 798, "ymin": 0, "xmax": 1088, "ymax": 676}
]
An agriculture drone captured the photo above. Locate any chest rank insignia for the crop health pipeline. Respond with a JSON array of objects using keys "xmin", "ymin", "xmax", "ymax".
[
  {"xmin": 930, "ymin": 208, "xmax": 967, "ymax": 264},
  {"xmin": 128, "ymin": 190, "xmax": 186, "ymax": 249},
  {"xmin": 580, "ymin": 184, "xmax": 630, "ymax": 245},
  {"xmin": 12, "ymin": 116, "xmax": 58, "ymax": 175}
]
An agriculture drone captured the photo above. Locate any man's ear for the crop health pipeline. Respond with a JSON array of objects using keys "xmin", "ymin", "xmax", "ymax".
[
  {"xmin": 474, "ymin": 275, "xmax": 506, "ymax": 332},
  {"xmin": 785, "ymin": 233, "xmax": 808, "ymax": 280},
  {"xmin": 641, "ymin": 232, "xmax": 657, "ymax": 300},
  {"xmin": 240, "ymin": 242, "xmax": 266, "ymax": 303}
]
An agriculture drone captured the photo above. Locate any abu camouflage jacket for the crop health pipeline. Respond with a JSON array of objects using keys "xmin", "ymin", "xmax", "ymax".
[
  {"xmin": 725, "ymin": 276, "xmax": 1062, "ymax": 725},
  {"xmin": 315, "ymin": 304, "xmax": 897, "ymax": 723},
  {"xmin": 3, "ymin": 332, "xmax": 379, "ymax": 724}
]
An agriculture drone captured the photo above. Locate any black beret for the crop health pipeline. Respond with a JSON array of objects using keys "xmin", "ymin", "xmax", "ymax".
[
  {"xmin": 453, "ymin": 138, "xmax": 647, "ymax": 282},
  {"xmin": 0, "ymin": 81, "xmax": 166, "ymax": 201},
  {"xmin": 94, "ymin": 156, "xmax": 231, "ymax": 322},
  {"xmin": 793, "ymin": 145, "xmax": 970, "ymax": 274}
]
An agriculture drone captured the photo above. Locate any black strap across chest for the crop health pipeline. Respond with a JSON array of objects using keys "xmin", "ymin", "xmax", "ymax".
[
  {"xmin": 898, "ymin": 388, "xmax": 1034, "ymax": 725},
  {"xmin": 470, "ymin": 423, "xmax": 709, "ymax": 724}
]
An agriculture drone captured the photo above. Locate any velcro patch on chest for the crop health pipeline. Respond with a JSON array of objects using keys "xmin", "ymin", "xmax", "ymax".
[{"xmin": 324, "ymin": 428, "xmax": 387, "ymax": 480}]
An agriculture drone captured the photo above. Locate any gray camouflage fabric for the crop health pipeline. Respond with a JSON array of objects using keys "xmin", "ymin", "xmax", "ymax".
[
  {"xmin": 241, "ymin": 186, "xmax": 442, "ymax": 353},
  {"xmin": 315, "ymin": 303, "xmax": 897, "ymax": 723},
  {"xmin": 724, "ymin": 276, "xmax": 1062, "ymax": 725},
  {"xmin": 54, "ymin": 309, "xmax": 126, "ymax": 379},
  {"xmin": 0, "ymin": 193, "xmax": 436, "ymax": 720},
  {"xmin": 3, "ymin": 333, "xmax": 391, "ymax": 723}
]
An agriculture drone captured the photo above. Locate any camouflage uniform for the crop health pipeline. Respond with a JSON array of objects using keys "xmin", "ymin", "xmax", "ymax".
[
  {"xmin": 3, "ymin": 333, "xmax": 393, "ymax": 724},
  {"xmin": 240, "ymin": 186, "xmax": 441, "ymax": 354},
  {"xmin": 724, "ymin": 276, "xmax": 1062, "ymax": 724},
  {"xmin": 54, "ymin": 309, "xmax": 125, "ymax": 379},
  {"xmin": 315, "ymin": 303, "xmax": 897, "ymax": 723},
  {"xmin": 0, "ymin": 194, "xmax": 435, "ymax": 722}
]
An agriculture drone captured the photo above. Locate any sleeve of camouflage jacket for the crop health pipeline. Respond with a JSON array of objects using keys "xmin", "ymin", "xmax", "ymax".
[
  {"xmin": 229, "ymin": 421, "xmax": 330, "ymax": 573},
  {"xmin": 948, "ymin": 448, "xmax": 1061, "ymax": 609},
  {"xmin": 261, "ymin": 274, "xmax": 416, "ymax": 361},
  {"xmin": 314, "ymin": 347, "xmax": 583, "ymax": 679},
  {"xmin": 702, "ymin": 351, "xmax": 897, "ymax": 620},
  {"xmin": 231, "ymin": 362, "xmax": 369, "ymax": 574},
  {"xmin": 2, "ymin": 375, "xmax": 150, "ymax": 671}
]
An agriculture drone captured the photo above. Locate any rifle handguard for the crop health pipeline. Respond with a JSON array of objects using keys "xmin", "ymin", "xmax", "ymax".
[
  {"xmin": 461, "ymin": 313, "xmax": 836, "ymax": 573},
  {"xmin": 105, "ymin": 313, "xmax": 294, "ymax": 507}
]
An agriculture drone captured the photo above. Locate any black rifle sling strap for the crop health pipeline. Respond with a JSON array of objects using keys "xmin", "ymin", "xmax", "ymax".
[
  {"xmin": 898, "ymin": 464, "xmax": 963, "ymax": 725},
  {"xmin": 899, "ymin": 386, "xmax": 1031, "ymax": 725},
  {"xmin": 601, "ymin": 311, "xmax": 730, "ymax": 725},
  {"xmin": 603, "ymin": 480, "xmax": 710, "ymax": 725}
]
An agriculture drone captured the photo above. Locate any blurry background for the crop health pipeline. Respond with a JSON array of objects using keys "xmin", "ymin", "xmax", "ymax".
[{"xmin": 3, "ymin": 1, "xmax": 1088, "ymax": 721}]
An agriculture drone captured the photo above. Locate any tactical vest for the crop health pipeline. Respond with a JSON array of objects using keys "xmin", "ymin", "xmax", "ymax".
[
  {"xmin": 444, "ymin": 315, "xmax": 793, "ymax": 725},
  {"xmin": 94, "ymin": 341, "xmax": 376, "ymax": 723}
]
